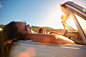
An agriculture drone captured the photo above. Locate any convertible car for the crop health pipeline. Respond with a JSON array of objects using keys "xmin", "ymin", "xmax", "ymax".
[{"xmin": 9, "ymin": 1, "xmax": 86, "ymax": 57}]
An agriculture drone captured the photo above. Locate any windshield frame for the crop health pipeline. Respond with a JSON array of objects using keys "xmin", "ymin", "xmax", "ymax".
[{"xmin": 61, "ymin": 1, "xmax": 86, "ymax": 44}]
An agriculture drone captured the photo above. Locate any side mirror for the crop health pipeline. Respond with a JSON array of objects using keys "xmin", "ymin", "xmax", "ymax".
[
  {"xmin": 61, "ymin": 15, "xmax": 68, "ymax": 22},
  {"xmin": 60, "ymin": 4, "xmax": 69, "ymax": 16}
]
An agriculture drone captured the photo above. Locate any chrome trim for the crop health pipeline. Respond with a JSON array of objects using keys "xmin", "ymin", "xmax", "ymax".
[
  {"xmin": 67, "ymin": 8, "xmax": 86, "ymax": 44},
  {"xmin": 66, "ymin": 5, "xmax": 86, "ymax": 17}
]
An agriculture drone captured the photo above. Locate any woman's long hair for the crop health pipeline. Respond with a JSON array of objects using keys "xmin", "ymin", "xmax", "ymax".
[
  {"xmin": 0, "ymin": 21, "xmax": 23, "ymax": 57},
  {"xmin": 39, "ymin": 28, "xmax": 43, "ymax": 33}
]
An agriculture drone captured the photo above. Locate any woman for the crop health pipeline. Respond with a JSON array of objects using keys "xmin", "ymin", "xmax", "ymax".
[
  {"xmin": 38, "ymin": 27, "xmax": 46, "ymax": 34},
  {"xmin": 39, "ymin": 27, "xmax": 44, "ymax": 33},
  {"xmin": 0, "ymin": 21, "xmax": 75, "ymax": 57}
]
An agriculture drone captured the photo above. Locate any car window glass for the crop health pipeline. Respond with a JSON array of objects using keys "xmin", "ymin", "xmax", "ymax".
[{"xmin": 74, "ymin": 14, "xmax": 86, "ymax": 35}]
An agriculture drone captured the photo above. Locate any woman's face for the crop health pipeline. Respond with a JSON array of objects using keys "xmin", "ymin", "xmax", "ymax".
[{"xmin": 16, "ymin": 22, "xmax": 31, "ymax": 35}]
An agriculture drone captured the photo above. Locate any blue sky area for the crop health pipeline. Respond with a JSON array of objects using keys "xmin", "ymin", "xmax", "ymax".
[{"xmin": 0, "ymin": 0, "xmax": 86, "ymax": 29}]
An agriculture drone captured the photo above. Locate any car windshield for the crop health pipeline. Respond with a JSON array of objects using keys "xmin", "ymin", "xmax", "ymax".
[
  {"xmin": 65, "ymin": 14, "xmax": 86, "ymax": 35},
  {"xmin": 75, "ymin": 14, "xmax": 86, "ymax": 35}
]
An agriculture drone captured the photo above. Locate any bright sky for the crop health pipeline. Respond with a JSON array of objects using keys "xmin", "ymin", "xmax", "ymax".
[{"xmin": 0, "ymin": 0, "xmax": 86, "ymax": 29}]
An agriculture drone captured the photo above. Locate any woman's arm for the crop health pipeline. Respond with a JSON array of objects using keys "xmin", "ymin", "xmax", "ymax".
[{"xmin": 24, "ymin": 33, "xmax": 75, "ymax": 44}]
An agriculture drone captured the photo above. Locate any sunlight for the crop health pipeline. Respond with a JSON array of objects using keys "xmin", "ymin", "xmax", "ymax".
[
  {"xmin": 66, "ymin": 17, "xmax": 77, "ymax": 29},
  {"xmin": 74, "ymin": 14, "xmax": 86, "ymax": 29},
  {"xmin": 41, "ymin": 7, "xmax": 64, "ymax": 29},
  {"xmin": 57, "ymin": 35, "xmax": 75, "ymax": 44},
  {"xmin": 66, "ymin": 14, "xmax": 86, "ymax": 30}
]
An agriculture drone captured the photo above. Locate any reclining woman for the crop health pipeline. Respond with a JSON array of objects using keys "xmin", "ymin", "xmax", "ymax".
[
  {"xmin": 37, "ymin": 27, "xmax": 46, "ymax": 34},
  {"xmin": 0, "ymin": 21, "xmax": 75, "ymax": 57}
]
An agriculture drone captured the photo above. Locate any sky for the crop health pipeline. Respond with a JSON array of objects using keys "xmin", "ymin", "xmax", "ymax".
[{"xmin": 0, "ymin": 0, "xmax": 86, "ymax": 29}]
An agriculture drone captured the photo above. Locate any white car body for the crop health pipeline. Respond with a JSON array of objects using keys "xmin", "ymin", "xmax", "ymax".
[{"xmin": 9, "ymin": 1, "xmax": 86, "ymax": 57}]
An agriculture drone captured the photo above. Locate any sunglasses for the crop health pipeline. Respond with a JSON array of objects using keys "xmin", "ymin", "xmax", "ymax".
[{"xmin": 22, "ymin": 21, "xmax": 29, "ymax": 31}]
